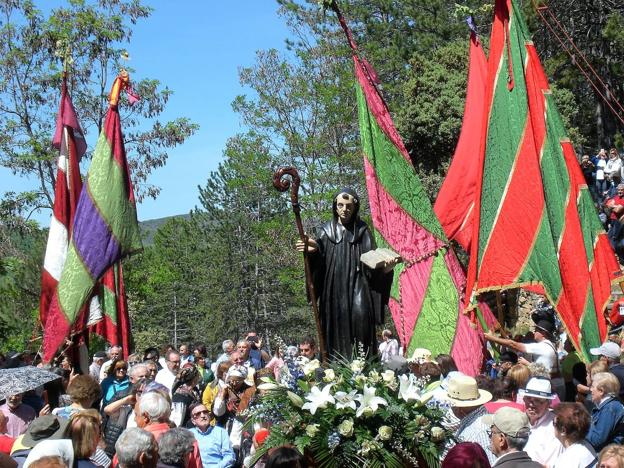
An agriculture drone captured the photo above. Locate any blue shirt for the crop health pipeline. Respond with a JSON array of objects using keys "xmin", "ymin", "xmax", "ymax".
[
  {"xmin": 586, "ymin": 396, "xmax": 624, "ymax": 451},
  {"xmin": 190, "ymin": 426, "xmax": 235, "ymax": 468}
]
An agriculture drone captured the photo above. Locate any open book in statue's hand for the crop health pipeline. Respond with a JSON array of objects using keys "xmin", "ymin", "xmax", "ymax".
[{"xmin": 360, "ymin": 248, "xmax": 402, "ymax": 270}]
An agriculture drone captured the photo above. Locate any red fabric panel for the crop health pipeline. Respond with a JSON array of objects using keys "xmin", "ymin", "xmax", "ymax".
[{"xmin": 434, "ymin": 33, "xmax": 487, "ymax": 251}]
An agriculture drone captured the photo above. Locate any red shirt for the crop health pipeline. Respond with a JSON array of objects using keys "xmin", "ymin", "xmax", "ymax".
[
  {"xmin": 607, "ymin": 195, "xmax": 624, "ymax": 220},
  {"xmin": 0, "ymin": 435, "xmax": 15, "ymax": 454}
]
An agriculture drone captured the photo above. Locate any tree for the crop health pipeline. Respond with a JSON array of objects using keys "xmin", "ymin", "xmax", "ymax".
[{"xmin": 0, "ymin": 0, "xmax": 198, "ymax": 213}]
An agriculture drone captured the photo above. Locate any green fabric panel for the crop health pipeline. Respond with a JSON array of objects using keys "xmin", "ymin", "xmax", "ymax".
[
  {"xmin": 579, "ymin": 293, "xmax": 600, "ymax": 362},
  {"xmin": 539, "ymin": 96, "xmax": 571, "ymax": 248},
  {"xmin": 356, "ymin": 84, "xmax": 447, "ymax": 240},
  {"xmin": 516, "ymin": 213, "xmax": 563, "ymax": 300},
  {"xmin": 57, "ymin": 243, "xmax": 96, "ymax": 322},
  {"xmin": 577, "ymin": 187, "xmax": 605, "ymax": 265},
  {"xmin": 406, "ymin": 253, "xmax": 459, "ymax": 356},
  {"xmin": 87, "ymin": 131, "xmax": 142, "ymax": 254},
  {"xmin": 99, "ymin": 283, "xmax": 119, "ymax": 325},
  {"xmin": 478, "ymin": 10, "xmax": 529, "ymax": 263},
  {"xmin": 372, "ymin": 231, "xmax": 405, "ymax": 301}
]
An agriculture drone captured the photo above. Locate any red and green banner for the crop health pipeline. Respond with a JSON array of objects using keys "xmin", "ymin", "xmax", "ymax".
[
  {"xmin": 42, "ymin": 72, "xmax": 142, "ymax": 362},
  {"xmin": 465, "ymin": 0, "xmax": 622, "ymax": 359},
  {"xmin": 334, "ymin": 9, "xmax": 497, "ymax": 375}
]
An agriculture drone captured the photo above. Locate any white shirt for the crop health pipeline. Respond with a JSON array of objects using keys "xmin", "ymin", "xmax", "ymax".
[
  {"xmin": 524, "ymin": 411, "xmax": 564, "ymax": 467},
  {"xmin": 596, "ymin": 159, "xmax": 606, "ymax": 180},
  {"xmin": 524, "ymin": 340, "xmax": 557, "ymax": 372},
  {"xmin": 553, "ymin": 440, "xmax": 596, "ymax": 468},
  {"xmin": 155, "ymin": 367, "xmax": 176, "ymax": 393},
  {"xmin": 606, "ymin": 158, "xmax": 622, "ymax": 178},
  {"xmin": 379, "ymin": 339, "xmax": 399, "ymax": 363}
]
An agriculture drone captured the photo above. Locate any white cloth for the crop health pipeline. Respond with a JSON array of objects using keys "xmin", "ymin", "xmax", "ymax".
[
  {"xmin": 524, "ymin": 411, "xmax": 564, "ymax": 467},
  {"xmin": 155, "ymin": 368, "xmax": 176, "ymax": 393},
  {"xmin": 553, "ymin": 440, "xmax": 596, "ymax": 468},
  {"xmin": 524, "ymin": 340, "xmax": 557, "ymax": 372},
  {"xmin": 596, "ymin": 159, "xmax": 606, "ymax": 180},
  {"xmin": 99, "ymin": 359, "xmax": 113, "ymax": 381},
  {"xmin": 24, "ymin": 439, "xmax": 74, "ymax": 468}
]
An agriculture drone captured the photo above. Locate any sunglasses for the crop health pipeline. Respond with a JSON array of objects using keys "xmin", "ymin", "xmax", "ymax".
[
  {"xmin": 115, "ymin": 367, "xmax": 127, "ymax": 371},
  {"xmin": 192, "ymin": 410, "xmax": 210, "ymax": 417}
]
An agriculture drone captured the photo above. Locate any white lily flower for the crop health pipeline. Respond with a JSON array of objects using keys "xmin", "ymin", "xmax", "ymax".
[
  {"xmin": 354, "ymin": 385, "xmax": 387, "ymax": 417},
  {"xmin": 301, "ymin": 384, "xmax": 335, "ymax": 415},
  {"xmin": 334, "ymin": 389, "xmax": 358, "ymax": 410},
  {"xmin": 398, "ymin": 374, "xmax": 423, "ymax": 403},
  {"xmin": 257, "ymin": 382, "xmax": 280, "ymax": 391}
]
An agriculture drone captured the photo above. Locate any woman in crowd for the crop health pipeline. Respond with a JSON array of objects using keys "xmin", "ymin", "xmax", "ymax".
[
  {"xmin": 507, "ymin": 364, "xmax": 531, "ymax": 405},
  {"xmin": 485, "ymin": 378, "xmax": 524, "ymax": 413},
  {"xmin": 101, "ymin": 360, "xmax": 130, "ymax": 407},
  {"xmin": 441, "ymin": 442, "xmax": 491, "ymax": 468},
  {"xmin": 202, "ymin": 361, "xmax": 232, "ymax": 425},
  {"xmin": 193, "ymin": 348, "xmax": 212, "ymax": 389},
  {"xmin": 598, "ymin": 444, "xmax": 624, "ymax": 468},
  {"xmin": 171, "ymin": 366, "xmax": 202, "ymax": 427},
  {"xmin": 103, "ymin": 379, "xmax": 149, "ymax": 456},
  {"xmin": 69, "ymin": 410, "xmax": 104, "ymax": 468},
  {"xmin": 435, "ymin": 354, "xmax": 458, "ymax": 379},
  {"xmin": 586, "ymin": 372, "xmax": 624, "ymax": 451},
  {"xmin": 552, "ymin": 402, "xmax": 596, "ymax": 467},
  {"xmin": 52, "ymin": 376, "xmax": 101, "ymax": 419},
  {"xmin": 213, "ymin": 366, "xmax": 256, "ymax": 458}
]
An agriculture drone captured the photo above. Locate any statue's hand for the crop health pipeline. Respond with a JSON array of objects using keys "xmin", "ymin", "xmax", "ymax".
[
  {"xmin": 296, "ymin": 237, "xmax": 318, "ymax": 253},
  {"xmin": 381, "ymin": 257, "xmax": 401, "ymax": 273}
]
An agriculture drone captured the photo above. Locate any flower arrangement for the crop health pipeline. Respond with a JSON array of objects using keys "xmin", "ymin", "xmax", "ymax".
[{"xmin": 245, "ymin": 345, "xmax": 452, "ymax": 467}]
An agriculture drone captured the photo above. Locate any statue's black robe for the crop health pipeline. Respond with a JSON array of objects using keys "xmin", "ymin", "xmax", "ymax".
[{"xmin": 310, "ymin": 218, "xmax": 393, "ymax": 359}]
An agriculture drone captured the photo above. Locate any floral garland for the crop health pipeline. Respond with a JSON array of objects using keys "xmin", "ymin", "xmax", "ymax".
[{"xmin": 244, "ymin": 344, "xmax": 452, "ymax": 467}]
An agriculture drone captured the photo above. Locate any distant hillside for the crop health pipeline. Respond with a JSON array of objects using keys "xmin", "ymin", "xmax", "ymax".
[{"xmin": 139, "ymin": 213, "xmax": 191, "ymax": 245}]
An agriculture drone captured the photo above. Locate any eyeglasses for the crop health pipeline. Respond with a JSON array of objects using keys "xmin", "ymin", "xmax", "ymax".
[
  {"xmin": 192, "ymin": 410, "xmax": 210, "ymax": 417},
  {"xmin": 486, "ymin": 428, "xmax": 504, "ymax": 438},
  {"xmin": 115, "ymin": 367, "xmax": 127, "ymax": 371}
]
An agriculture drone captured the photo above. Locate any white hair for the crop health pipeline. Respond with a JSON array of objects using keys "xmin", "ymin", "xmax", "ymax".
[
  {"xmin": 116, "ymin": 428, "xmax": 157, "ymax": 468},
  {"xmin": 139, "ymin": 392, "xmax": 170, "ymax": 421},
  {"xmin": 129, "ymin": 364, "xmax": 148, "ymax": 379},
  {"xmin": 222, "ymin": 339, "xmax": 234, "ymax": 352}
]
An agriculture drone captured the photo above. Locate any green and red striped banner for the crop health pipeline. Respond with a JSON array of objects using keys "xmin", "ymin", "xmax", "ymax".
[{"xmin": 465, "ymin": 0, "xmax": 622, "ymax": 358}]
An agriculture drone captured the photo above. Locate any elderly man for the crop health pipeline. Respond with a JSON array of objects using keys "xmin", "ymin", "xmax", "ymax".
[
  {"xmin": 522, "ymin": 377, "xmax": 563, "ymax": 466},
  {"xmin": 157, "ymin": 428, "xmax": 196, "ymax": 468},
  {"xmin": 483, "ymin": 407, "xmax": 541, "ymax": 467},
  {"xmin": 189, "ymin": 404, "xmax": 234, "ymax": 468},
  {"xmin": 135, "ymin": 392, "xmax": 172, "ymax": 441},
  {"xmin": 155, "ymin": 351, "xmax": 181, "ymax": 393},
  {"xmin": 90, "ymin": 351, "xmax": 107, "ymax": 382},
  {"xmin": 443, "ymin": 375, "xmax": 495, "ymax": 465},
  {"xmin": 115, "ymin": 428, "xmax": 158, "ymax": 468},
  {"xmin": 0, "ymin": 394, "xmax": 35, "ymax": 437},
  {"xmin": 590, "ymin": 341, "xmax": 624, "ymax": 400},
  {"xmin": 100, "ymin": 346, "xmax": 123, "ymax": 381}
]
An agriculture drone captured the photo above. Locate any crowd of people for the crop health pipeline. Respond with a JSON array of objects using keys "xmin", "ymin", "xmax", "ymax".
[
  {"xmin": 580, "ymin": 147, "xmax": 624, "ymax": 262},
  {"xmin": 2, "ymin": 314, "xmax": 624, "ymax": 468}
]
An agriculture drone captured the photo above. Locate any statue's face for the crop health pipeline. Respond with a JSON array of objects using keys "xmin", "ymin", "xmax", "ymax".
[{"xmin": 335, "ymin": 193, "xmax": 355, "ymax": 224}]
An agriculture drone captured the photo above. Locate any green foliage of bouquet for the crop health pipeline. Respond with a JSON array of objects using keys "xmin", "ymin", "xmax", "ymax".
[{"xmin": 245, "ymin": 347, "xmax": 452, "ymax": 467}]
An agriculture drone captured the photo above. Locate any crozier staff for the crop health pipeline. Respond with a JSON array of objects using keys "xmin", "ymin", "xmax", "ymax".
[{"xmin": 296, "ymin": 189, "xmax": 396, "ymax": 359}]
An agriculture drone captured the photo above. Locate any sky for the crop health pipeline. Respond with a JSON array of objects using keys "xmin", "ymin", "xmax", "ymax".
[{"xmin": 0, "ymin": 0, "xmax": 292, "ymax": 226}]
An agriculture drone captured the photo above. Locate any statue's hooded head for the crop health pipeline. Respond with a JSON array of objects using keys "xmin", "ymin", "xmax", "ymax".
[{"xmin": 332, "ymin": 188, "xmax": 360, "ymax": 225}]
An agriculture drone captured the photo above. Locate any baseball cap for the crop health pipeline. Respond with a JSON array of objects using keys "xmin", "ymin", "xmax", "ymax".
[
  {"xmin": 482, "ymin": 407, "xmax": 530, "ymax": 437},
  {"xmin": 590, "ymin": 342, "xmax": 622, "ymax": 360}
]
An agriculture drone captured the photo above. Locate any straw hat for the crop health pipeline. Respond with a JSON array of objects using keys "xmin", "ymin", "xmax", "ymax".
[
  {"xmin": 443, "ymin": 375, "xmax": 492, "ymax": 407},
  {"xmin": 408, "ymin": 348, "xmax": 433, "ymax": 363}
]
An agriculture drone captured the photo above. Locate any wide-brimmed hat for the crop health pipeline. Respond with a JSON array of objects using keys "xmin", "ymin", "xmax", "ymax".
[
  {"xmin": 590, "ymin": 342, "xmax": 622, "ymax": 360},
  {"xmin": 523, "ymin": 377, "xmax": 555, "ymax": 400},
  {"xmin": 21, "ymin": 415, "xmax": 69, "ymax": 447},
  {"xmin": 443, "ymin": 375, "xmax": 492, "ymax": 407},
  {"xmin": 408, "ymin": 348, "xmax": 433, "ymax": 363},
  {"xmin": 533, "ymin": 319, "xmax": 555, "ymax": 337},
  {"xmin": 482, "ymin": 407, "xmax": 530, "ymax": 437}
]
